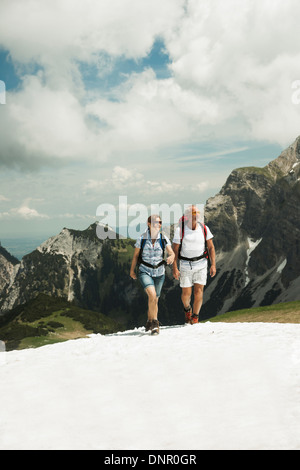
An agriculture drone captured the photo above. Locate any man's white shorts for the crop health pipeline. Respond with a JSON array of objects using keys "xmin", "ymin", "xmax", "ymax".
[{"xmin": 180, "ymin": 266, "xmax": 207, "ymax": 288}]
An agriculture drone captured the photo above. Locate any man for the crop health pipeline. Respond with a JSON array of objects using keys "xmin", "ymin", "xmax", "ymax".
[
  {"xmin": 172, "ymin": 205, "xmax": 216, "ymax": 324},
  {"xmin": 130, "ymin": 214, "xmax": 175, "ymax": 334}
]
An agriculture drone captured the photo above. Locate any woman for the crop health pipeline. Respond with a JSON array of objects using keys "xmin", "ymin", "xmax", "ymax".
[{"xmin": 130, "ymin": 214, "xmax": 175, "ymax": 334}]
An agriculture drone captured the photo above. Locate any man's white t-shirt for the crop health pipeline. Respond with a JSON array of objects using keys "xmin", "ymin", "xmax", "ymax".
[{"xmin": 173, "ymin": 223, "xmax": 213, "ymax": 271}]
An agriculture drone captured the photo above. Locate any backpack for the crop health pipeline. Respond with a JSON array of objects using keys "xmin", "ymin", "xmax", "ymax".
[
  {"xmin": 178, "ymin": 215, "xmax": 209, "ymax": 262},
  {"xmin": 138, "ymin": 229, "xmax": 167, "ymax": 269}
]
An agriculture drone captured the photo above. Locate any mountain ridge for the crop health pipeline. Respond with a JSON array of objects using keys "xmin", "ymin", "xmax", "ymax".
[{"xmin": 202, "ymin": 135, "xmax": 300, "ymax": 318}]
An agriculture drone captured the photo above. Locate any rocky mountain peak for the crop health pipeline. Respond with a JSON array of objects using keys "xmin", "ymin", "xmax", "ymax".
[{"xmin": 266, "ymin": 135, "xmax": 300, "ymax": 180}]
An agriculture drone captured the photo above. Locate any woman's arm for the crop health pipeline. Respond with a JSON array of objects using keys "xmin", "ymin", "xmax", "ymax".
[
  {"xmin": 166, "ymin": 244, "xmax": 175, "ymax": 265},
  {"xmin": 130, "ymin": 247, "xmax": 140, "ymax": 279}
]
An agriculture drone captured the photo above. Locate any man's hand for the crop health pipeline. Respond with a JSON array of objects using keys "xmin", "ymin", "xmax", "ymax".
[
  {"xmin": 130, "ymin": 270, "xmax": 137, "ymax": 280},
  {"xmin": 173, "ymin": 267, "xmax": 180, "ymax": 280},
  {"xmin": 210, "ymin": 265, "xmax": 216, "ymax": 277}
]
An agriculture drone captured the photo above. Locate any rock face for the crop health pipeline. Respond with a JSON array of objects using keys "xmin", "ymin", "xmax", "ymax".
[
  {"xmin": 0, "ymin": 244, "xmax": 19, "ymax": 304},
  {"xmin": 201, "ymin": 135, "xmax": 300, "ymax": 318}
]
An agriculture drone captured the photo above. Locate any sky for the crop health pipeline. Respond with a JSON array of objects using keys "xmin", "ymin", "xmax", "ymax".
[{"xmin": 1, "ymin": 0, "xmax": 300, "ymax": 241}]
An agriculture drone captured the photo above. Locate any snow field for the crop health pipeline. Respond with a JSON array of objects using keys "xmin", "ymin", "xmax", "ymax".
[{"xmin": 0, "ymin": 322, "xmax": 300, "ymax": 450}]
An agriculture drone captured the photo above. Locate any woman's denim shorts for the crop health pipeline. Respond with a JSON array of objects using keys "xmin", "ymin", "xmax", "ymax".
[{"xmin": 138, "ymin": 271, "xmax": 165, "ymax": 297}]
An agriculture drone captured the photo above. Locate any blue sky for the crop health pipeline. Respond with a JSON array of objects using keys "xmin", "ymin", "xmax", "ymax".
[{"xmin": 0, "ymin": 0, "xmax": 300, "ymax": 241}]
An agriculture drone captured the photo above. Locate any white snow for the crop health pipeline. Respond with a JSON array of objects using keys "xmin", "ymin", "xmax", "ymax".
[
  {"xmin": 277, "ymin": 259, "xmax": 287, "ymax": 274},
  {"xmin": 245, "ymin": 238, "xmax": 262, "ymax": 286},
  {"xmin": 1, "ymin": 322, "xmax": 300, "ymax": 450}
]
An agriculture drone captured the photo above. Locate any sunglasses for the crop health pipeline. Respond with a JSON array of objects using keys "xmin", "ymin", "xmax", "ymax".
[{"xmin": 152, "ymin": 220, "xmax": 162, "ymax": 225}]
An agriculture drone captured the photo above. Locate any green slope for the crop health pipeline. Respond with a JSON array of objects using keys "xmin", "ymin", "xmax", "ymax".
[
  {"xmin": 205, "ymin": 300, "xmax": 300, "ymax": 324},
  {"xmin": 0, "ymin": 293, "xmax": 125, "ymax": 351}
]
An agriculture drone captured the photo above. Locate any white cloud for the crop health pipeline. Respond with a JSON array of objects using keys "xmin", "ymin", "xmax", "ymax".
[
  {"xmin": 2, "ymin": 0, "xmax": 300, "ymax": 237},
  {"xmin": 164, "ymin": 0, "xmax": 300, "ymax": 145},
  {"xmin": 83, "ymin": 165, "xmax": 209, "ymax": 199},
  {"xmin": 0, "ymin": 73, "xmax": 105, "ymax": 166},
  {"xmin": 0, "ymin": 0, "xmax": 186, "ymax": 168},
  {"xmin": 14, "ymin": 205, "xmax": 49, "ymax": 220},
  {"xmin": 0, "ymin": 0, "xmax": 184, "ymax": 78},
  {"xmin": 1, "ymin": 0, "xmax": 300, "ymax": 176},
  {"xmin": 0, "ymin": 202, "xmax": 49, "ymax": 220},
  {"xmin": 0, "ymin": 201, "xmax": 96, "ymax": 222}
]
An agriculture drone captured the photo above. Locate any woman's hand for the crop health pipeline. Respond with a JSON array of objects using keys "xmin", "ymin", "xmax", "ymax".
[
  {"xmin": 130, "ymin": 270, "xmax": 137, "ymax": 280},
  {"xmin": 166, "ymin": 253, "xmax": 175, "ymax": 265}
]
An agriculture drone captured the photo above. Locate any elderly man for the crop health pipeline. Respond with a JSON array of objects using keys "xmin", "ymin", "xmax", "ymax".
[{"xmin": 172, "ymin": 205, "xmax": 216, "ymax": 324}]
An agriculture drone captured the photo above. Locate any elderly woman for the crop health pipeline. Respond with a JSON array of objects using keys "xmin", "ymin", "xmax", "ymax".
[{"xmin": 130, "ymin": 214, "xmax": 175, "ymax": 335}]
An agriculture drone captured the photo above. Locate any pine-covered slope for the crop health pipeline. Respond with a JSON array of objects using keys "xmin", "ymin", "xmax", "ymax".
[{"xmin": 0, "ymin": 293, "xmax": 124, "ymax": 351}]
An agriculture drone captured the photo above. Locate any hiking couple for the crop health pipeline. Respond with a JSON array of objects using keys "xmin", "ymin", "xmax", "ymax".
[{"xmin": 130, "ymin": 206, "xmax": 216, "ymax": 334}]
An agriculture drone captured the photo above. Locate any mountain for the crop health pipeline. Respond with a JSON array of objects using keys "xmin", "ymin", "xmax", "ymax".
[
  {"xmin": 0, "ymin": 224, "xmax": 148, "ymax": 327},
  {"xmin": 201, "ymin": 135, "xmax": 300, "ymax": 318},
  {"xmin": 1, "ymin": 137, "xmax": 300, "ymax": 329}
]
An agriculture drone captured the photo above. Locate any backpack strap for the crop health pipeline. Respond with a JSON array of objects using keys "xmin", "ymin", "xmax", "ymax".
[
  {"xmin": 178, "ymin": 216, "xmax": 186, "ymax": 259},
  {"xmin": 138, "ymin": 230, "xmax": 148, "ymax": 265},
  {"xmin": 159, "ymin": 232, "xmax": 167, "ymax": 259}
]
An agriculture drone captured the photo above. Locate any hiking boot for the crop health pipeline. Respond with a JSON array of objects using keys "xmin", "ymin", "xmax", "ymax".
[
  {"xmin": 190, "ymin": 314, "xmax": 199, "ymax": 324},
  {"xmin": 145, "ymin": 320, "xmax": 152, "ymax": 331},
  {"xmin": 184, "ymin": 305, "xmax": 192, "ymax": 324},
  {"xmin": 151, "ymin": 319, "xmax": 160, "ymax": 335}
]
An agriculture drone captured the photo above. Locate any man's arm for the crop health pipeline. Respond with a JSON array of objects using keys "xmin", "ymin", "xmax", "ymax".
[
  {"xmin": 207, "ymin": 239, "xmax": 216, "ymax": 277},
  {"xmin": 172, "ymin": 243, "xmax": 180, "ymax": 280}
]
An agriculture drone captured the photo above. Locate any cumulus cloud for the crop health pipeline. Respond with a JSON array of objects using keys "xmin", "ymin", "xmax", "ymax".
[
  {"xmin": 164, "ymin": 0, "xmax": 300, "ymax": 145},
  {"xmin": 3, "ymin": 74, "xmax": 99, "ymax": 162},
  {"xmin": 0, "ymin": 201, "xmax": 49, "ymax": 220},
  {"xmin": 85, "ymin": 68, "xmax": 219, "ymax": 155},
  {"xmin": 13, "ymin": 205, "xmax": 49, "ymax": 220},
  {"xmin": 83, "ymin": 165, "xmax": 209, "ymax": 198},
  {"xmin": 0, "ymin": 0, "xmax": 185, "ymax": 168},
  {"xmin": 1, "ymin": 0, "xmax": 300, "ymax": 172},
  {"xmin": 0, "ymin": 0, "xmax": 184, "ymax": 81}
]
